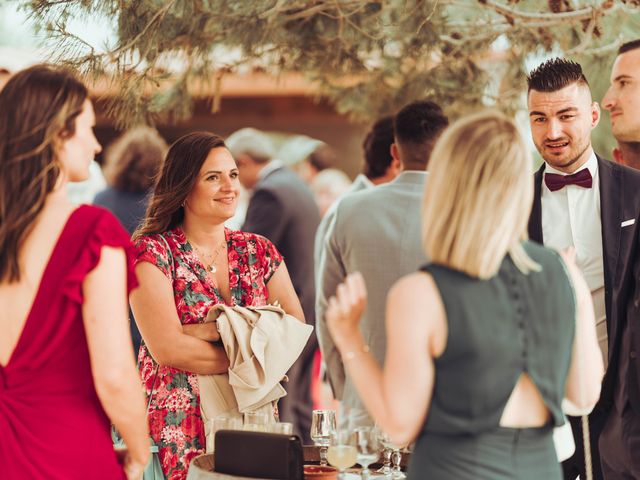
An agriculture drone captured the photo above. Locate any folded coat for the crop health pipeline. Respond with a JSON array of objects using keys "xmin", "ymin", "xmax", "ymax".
[{"xmin": 197, "ymin": 304, "xmax": 313, "ymax": 428}]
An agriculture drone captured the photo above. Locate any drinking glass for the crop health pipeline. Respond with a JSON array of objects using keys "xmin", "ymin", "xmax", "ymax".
[
  {"xmin": 243, "ymin": 410, "xmax": 270, "ymax": 432},
  {"xmin": 268, "ymin": 422, "xmax": 294, "ymax": 435},
  {"xmin": 310, "ymin": 409, "xmax": 337, "ymax": 466},
  {"xmin": 208, "ymin": 413, "xmax": 242, "ymax": 452},
  {"xmin": 327, "ymin": 429, "xmax": 358, "ymax": 480},
  {"xmin": 355, "ymin": 427, "xmax": 380, "ymax": 480},
  {"xmin": 376, "ymin": 428, "xmax": 393, "ymax": 476},
  {"xmin": 390, "ymin": 447, "xmax": 407, "ymax": 479}
]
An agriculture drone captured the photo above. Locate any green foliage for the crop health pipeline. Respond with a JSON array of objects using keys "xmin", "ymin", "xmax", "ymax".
[{"xmin": 21, "ymin": 0, "xmax": 640, "ymax": 131}]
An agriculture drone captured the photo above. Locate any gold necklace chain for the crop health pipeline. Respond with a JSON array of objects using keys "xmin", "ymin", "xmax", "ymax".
[{"xmin": 190, "ymin": 238, "xmax": 226, "ymax": 274}]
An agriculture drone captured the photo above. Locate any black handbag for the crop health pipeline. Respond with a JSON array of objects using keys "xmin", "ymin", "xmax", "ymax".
[{"xmin": 214, "ymin": 430, "xmax": 304, "ymax": 479}]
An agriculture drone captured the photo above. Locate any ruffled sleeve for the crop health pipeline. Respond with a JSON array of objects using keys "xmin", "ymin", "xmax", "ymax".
[
  {"xmin": 134, "ymin": 233, "xmax": 173, "ymax": 281},
  {"xmin": 255, "ymin": 235, "xmax": 283, "ymax": 283},
  {"xmin": 62, "ymin": 208, "xmax": 139, "ymax": 304}
]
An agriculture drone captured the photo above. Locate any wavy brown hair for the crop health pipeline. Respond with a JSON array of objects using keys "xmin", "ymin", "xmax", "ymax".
[
  {"xmin": 0, "ymin": 65, "xmax": 88, "ymax": 282},
  {"xmin": 104, "ymin": 126, "xmax": 168, "ymax": 193},
  {"xmin": 133, "ymin": 132, "xmax": 226, "ymax": 241}
]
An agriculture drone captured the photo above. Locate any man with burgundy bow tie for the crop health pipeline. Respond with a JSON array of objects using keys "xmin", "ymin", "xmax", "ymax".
[{"xmin": 527, "ymin": 58, "xmax": 640, "ymax": 480}]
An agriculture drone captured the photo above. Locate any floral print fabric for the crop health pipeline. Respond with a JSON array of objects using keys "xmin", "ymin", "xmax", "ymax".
[{"xmin": 135, "ymin": 227, "xmax": 282, "ymax": 480}]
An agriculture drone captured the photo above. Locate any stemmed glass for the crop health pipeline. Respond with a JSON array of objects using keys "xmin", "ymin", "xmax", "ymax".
[
  {"xmin": 390, "ymin": 447, "xmax": 407, "ymax": 479},
  {"xmin": 327, "ymin": 429, "xmax": 358, "ymax": 479},
  {"xmin": 376, "ymin": 428, "xmax": 394, "ymax": 477},
  {"xmin": 355, "ymin": 426, "xmax": 380, "ymax": 480},
  {"xmin": 310, "ymin": 409, "xmax": 337, "ymax": 466}
]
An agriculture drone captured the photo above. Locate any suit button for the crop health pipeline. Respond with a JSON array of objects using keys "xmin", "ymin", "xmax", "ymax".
[{"xmin": 631, "ymin": 351, "xmax": 637, "ymax": 359}]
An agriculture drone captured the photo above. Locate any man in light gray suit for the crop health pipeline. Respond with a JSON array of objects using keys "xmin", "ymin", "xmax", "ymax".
[
  {"xmin": 316, "ymin": 101, "xmax": 449, "ymax": 428},
  {"xmin": 313, "ymin": 115, "xmax": 400, "ymax": 277}
]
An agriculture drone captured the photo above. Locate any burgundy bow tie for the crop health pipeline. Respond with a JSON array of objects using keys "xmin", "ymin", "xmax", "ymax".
[{"xmin": 544, "ymin": 169, "xmax": 593, "ymax": 192}]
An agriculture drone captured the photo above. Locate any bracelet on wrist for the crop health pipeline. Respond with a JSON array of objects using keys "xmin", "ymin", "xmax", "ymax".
[{"xmin": 342, "ymin": 343, "xmax": 371, "ymax": 362}]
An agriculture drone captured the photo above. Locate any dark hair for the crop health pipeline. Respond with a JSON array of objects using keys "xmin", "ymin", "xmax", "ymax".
[
  {"xmin": 0, "ymin": 64, "xmax": 88, "ymax": 282},
  {"xmin": 104, "ymin": 126, "xmax": 168, "ymax": 192},
  {"xmin": 393, "ymin": 100, "xmax": 449, "ymax": 170},
  {"xmin": 527, "ymin": 58, "xmax": 589, "ymax": 92},
  {"xmin": 619, "ymin": 39, "xmax": 640, "ymax": 55},
  {"xmin": 362, "ymin": 115, "xmax": 395, "ymax": 179},
  {"xmin": 307, "ymin": 144, "xmax": 336, "ymax": 172},
  {"xmin": 133, "ymin": 132, "xmax": 226, "ymax": 241}
]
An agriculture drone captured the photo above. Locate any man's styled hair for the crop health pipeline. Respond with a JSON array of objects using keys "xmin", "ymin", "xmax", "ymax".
[
  {"xmin": 619, "ymin": 39, "xmax": 640, "ymax": 55},
  {"xmin": 362, "ymin": 115, "xmax": 395, "ymax": 179},
  {"xmin": 393, "ymin": 100, "xmax": 449, "ymax": 170},
  {"xmin": 527, "ymin": 58, "xmax": 589, "ymax": 92}
]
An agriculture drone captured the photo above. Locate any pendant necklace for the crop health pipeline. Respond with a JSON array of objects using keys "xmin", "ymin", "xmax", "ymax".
[{"xmin": 192, "ymin": 238, "xmax": 226, "ymax": 274}]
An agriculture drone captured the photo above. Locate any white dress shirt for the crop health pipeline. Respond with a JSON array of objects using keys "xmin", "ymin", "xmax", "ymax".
[{"xmin": 541, "ymin": 152, "xmax": 607, "ymax": 364}]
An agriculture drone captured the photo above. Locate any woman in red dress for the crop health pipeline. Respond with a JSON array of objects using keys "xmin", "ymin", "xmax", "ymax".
[
  {"xmin": 0, "ymin": 65, "xmax": 149, "ymax": 479},
  {"xmin": 131, "ymin": 132, "xmax": 305, "ymax": 480}
]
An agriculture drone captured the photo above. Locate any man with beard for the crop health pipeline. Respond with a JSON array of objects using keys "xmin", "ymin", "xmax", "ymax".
[
  {"xmin": 597, "ymin": 40, "xmax": 640, "ymax": 479},
  {"xmin": 527, "ymin": 58, "xmax": 640, "ymax": 480},
  {"xmin": 603, "ymin": 40, "xmax": 640, "ymax": 170}
]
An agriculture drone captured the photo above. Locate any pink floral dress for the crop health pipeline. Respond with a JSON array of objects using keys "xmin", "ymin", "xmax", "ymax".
[{"xmin": 135, "ymin": 227, "xmax": 282, "ymax": 480}]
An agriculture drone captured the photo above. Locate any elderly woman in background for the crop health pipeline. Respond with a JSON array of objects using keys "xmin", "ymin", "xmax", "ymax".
[
  {"xmin": 94, "ymin": 126, "xmax": 167, "ymax": 235},
  {"xmin": 130, "ymin": 131, "xmax": 304, "ymax": 480},
  {"xmin": 326, "ymin": 111, "xmax": 604, "ymax": 479},
  {"xmin": 0, "ymin": 65, "xmax": 148, "ymax": 479}
]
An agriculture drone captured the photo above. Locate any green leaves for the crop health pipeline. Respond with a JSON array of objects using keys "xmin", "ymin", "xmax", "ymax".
[{"xmin": 22, "ymin": 0, "xmax": 640, "ymax": 126}]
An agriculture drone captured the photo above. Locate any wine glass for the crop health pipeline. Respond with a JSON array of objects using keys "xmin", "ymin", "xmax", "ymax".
[
  {"xmin": 355, "ymin": 426, "xmax": 380, "ymax": 480},
  {"xmin": 390, "ymin": 443, "xmax": 407, "ymax": 480},
  {"xmin": 327, "ymin": 429, "xmax": 358, "ymax": 479},
  {"xmin": 376, "ymin": 427, "xmax": 393, "ymax": 476},
  {"xmin": 310, "ymin": 409, "xmax": 337, "ymax": 466}
]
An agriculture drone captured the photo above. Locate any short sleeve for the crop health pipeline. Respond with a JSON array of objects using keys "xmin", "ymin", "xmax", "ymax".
[
  {"xmin": 255, "ymin": 235, "xmax": 283, "ymax": 283},
  {"xmin": 134, "ymin": 234, "xmax": 173, "ymax": 281},
  {"xmin": 62, "ymin": 208, "xmax": 139, "ymax": 304}
]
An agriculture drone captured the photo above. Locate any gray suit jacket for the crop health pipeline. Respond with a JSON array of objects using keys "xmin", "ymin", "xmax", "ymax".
[
  {"xmin": 316, "ymin": 171, "xmax": 428, "ymax": 418},
  {"xmin": 313, "ymin": 174, "xmax": 374, "ymax": 281}
]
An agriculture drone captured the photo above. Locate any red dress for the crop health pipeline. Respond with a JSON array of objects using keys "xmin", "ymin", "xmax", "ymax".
[
  {"xmin": 135, "ymin": 227, "xmax": 282, "ymax": 480},
  {"xmin": 0, "ymin": 205, "xmax": 138, "ymax": 480}
]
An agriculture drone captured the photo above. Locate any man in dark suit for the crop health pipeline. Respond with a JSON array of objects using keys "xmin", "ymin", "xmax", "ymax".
[
  {"xmin": 227, "ymin": 128, "xmax": 320, "ymax": 443},
  {"xmin": 526, "ymin": 58, "xmax": 640, "ymax": 480},
  {"xmin": 597, "ymin": 39, "xmax": 640, "ymax": 479}
]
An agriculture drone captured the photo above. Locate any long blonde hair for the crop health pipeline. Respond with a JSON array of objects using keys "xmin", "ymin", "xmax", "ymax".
[{"xmin": 422, "ymin": 110, "xmax": 539, "ymax": 279}]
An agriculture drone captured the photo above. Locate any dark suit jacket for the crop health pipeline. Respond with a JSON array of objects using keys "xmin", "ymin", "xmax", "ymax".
[
  {"xmin": 242, "ymin": 166, "xmax": 320, "ymax": 326},
  {"xmin": 528, "ymin": 156, "xmax": 640, "ymax": 478},
  {"xmin": 529, "ymin": 156, "xmax": 640, "ymax": 410},
  {"xmin": 528, "ymin": 156, "xmax": 640, "ymax": 340}
]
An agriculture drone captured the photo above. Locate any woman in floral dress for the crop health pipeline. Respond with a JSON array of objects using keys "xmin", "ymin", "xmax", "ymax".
[{"xmin": 130, "ymin": 132, "xmax": 305, "ymax": 480}]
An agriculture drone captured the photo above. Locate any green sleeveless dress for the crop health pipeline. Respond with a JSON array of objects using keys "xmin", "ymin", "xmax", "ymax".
[{"xmin": 408, "ymin": 241, "xmax": 575, "ymax": 480}]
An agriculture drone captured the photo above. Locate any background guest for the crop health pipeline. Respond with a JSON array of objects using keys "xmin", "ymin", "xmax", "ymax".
[
  {"xmin": 95, "ymin": 126, "xmax": 168, "ymax": 354},
  {"xmin": 94, "ymin": 126, "xmax": 168, "ymax": 234},
  {"xmin": 326, "ymin": 110, "xmax": 604, "ymax": 479},
  {"xmin": 0, "ymin": 64, "xmax": 148, "ymax": 480},
  {"xmin": 603, "ymin": 39, "xmax": 640, "ymax": 171},
  {"xmin": 130, "ymin": 132, "xmax": 303, "ymax": 480},
  {"xmin": 310, "ymin": 168, "xmax": 352, "ymax": 218},
  {"xmin": 227, "ymin": 127, "xmax": 320, "ymax": 443},
  {"xmin": 599, "ymin": 39, "xmax": 640, "ymax": 479}
]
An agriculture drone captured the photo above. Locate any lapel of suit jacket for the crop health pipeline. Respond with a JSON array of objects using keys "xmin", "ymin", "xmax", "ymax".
[
  {"xmin": 598, "ymin": 155, "xmax": 622, "ymax": 289},
  {"xmin": 528, "ymin": 163, "xmax": 544, "ymax": 243}
]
